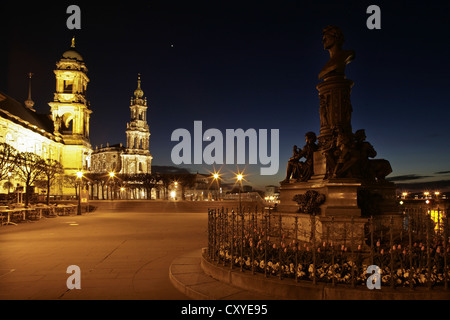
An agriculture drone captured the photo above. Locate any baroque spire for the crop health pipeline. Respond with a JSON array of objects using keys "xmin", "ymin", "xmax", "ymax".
[
  {"xmin": 24, "ymin": 72, "xmax": 35, "ymax": 111},
  {"xmin": 134, "ymin": 73, "xmax": 144, "ymax": 99}
]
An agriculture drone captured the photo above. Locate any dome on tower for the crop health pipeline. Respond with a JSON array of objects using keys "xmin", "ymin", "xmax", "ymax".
[
  {"xmin": 134, "ymin": 74, "xmax": 144, "ymax": 99},
  {"xmin": 62, "ymin": 37, "xmax": 84, "ymax": 61}
]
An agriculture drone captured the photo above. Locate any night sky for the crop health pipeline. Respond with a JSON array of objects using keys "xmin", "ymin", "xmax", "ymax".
[{"xmin": 3, "ymin": 0, "xmax": 450, "ymax": 189}]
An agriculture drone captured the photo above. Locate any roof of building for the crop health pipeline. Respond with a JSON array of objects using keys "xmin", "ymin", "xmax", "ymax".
[
  {"xmin": 0, "ymin": 92, "xmax": 54, "ymax": 135},
  {"xmin": 62, "ymin": 48, "xmax": 84, "ymax": 62}
]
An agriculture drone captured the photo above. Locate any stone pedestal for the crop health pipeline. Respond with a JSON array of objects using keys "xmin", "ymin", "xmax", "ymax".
[
  {"xmin": 278, "ymin": 178, "xmax": 362, "ymax": 217},
  {"xmin": 317, "ymin": 76, "xmax": 354, "ymax": 147},
  {"xmin": 278, "ymin": 176, "xmax": 397, "ymax": 217}
]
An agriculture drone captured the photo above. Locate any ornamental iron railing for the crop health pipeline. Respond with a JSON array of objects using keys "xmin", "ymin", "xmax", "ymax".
[{"xmin": 206, "ymin": 206, "xmax": 449, "ymax": 289}]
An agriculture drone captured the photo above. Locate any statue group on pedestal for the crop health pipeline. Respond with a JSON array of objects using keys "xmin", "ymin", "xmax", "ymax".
[
  {"xmin": 282, "ymin": 25, "xmax": 392, "ymax": 185},
  {"xmin": 282, "ymin": 129, "xmax": 392, "ymax": 184}
]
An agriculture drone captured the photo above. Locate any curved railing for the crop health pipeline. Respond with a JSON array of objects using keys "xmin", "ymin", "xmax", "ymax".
[{"xmin": 206, "ymin": 206, "xmax": 449, "ymax": 289}]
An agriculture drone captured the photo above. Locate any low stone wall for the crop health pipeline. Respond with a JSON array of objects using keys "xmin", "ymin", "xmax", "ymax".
[{"xmin": 201, "ymin": 250, "xmax": 450, "ymax": 300}]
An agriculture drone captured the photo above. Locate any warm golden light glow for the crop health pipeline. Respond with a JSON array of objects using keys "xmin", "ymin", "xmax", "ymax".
[
  {"xmin": 237, "ymin": 174, "xmax": 243, "ymax": 181},
  {"xmin": 76, "ymin": 171, "xmax": 83, "ymax": 179},
  {"xmin": 109, "ymin": 172, "xmax": 115, "ymax": 178}
]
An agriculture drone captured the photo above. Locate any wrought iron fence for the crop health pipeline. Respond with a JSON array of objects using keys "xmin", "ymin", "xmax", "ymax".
[{"xmin": 206, "ymin": 206, "xmax": 449, "ymax": 289}]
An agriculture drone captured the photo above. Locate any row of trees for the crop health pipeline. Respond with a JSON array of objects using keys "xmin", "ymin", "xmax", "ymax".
[
  {"xmin": 1, "ymin": 142, "xmax": 219, "ymax": 204},
  {"xmin": 0, "ymin": 142, "xmax": 63, "ymax": 206},
  {"xmin": 81, "ymin": 172, "xmax": 201, "ymax": 200}
]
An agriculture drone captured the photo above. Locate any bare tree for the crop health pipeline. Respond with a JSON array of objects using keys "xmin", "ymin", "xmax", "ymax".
[
  {"xmin": 63, "ymin": 174, "xmax": 78, "ymax": 199},
  {"xmin": 40, "ymin": 159, "xmax": 64, "ymax": 205},
  {"xmin": 0, "ymin": 142, "xmax": 18, "ymax": 181},
  {"xmin": 15, "ymin": 152, "xmax": 45, "ymax": 206}
]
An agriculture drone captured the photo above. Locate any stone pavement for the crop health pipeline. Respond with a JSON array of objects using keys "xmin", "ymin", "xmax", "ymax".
[
  {"xmin": 0, "ymin": 201, "xmax": 209, "ymax": 300},
  {"xmin": 0, "ymin": 200, "xmax": 274, "ymax": 300},
  {"xmin": 169, "ymin": 249, "xmax": 276, "ymax": 300}
]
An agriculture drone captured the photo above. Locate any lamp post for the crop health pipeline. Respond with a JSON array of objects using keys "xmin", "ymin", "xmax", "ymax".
[
  {"xmin": 76, "ymin": 171, "xmax": 83, "ymax": 215},
  {"xmin": 236, "ymin": 173, "xmax": 243, "ymax": 213},
  {"xmin": 109, "ymin": 172, "xmax": 115, "ymax": 201},
  {"xmin": 174, "ymin": 181, "xmax": 178, "ymax": 200},
  {"xmin": 213, "ymin": 173, "xmax": 220, "ymax": 201}
]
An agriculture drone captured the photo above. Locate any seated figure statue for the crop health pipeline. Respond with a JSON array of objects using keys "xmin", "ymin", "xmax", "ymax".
[
  {"xmin": 354, "ymin": 129, "xmax": 392, "ymax": 182},
  {"xmin": 331, "ymin": 132, "xmax": 360, "ymax": 178},
  {"xmin": 324, "ymin": 129, "xmax": 393, "ymax": 182},
  {"xmin": 282, "ymin": 132, "xmax": 318, "ymax": 183}
]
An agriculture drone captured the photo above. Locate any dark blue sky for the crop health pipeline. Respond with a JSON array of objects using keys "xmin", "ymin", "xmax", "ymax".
[{"xmin": 4, "ymin": 0, "xmax": 450, "ymax": 189}]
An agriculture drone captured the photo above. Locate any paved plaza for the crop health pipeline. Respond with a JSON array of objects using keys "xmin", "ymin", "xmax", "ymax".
[{"xmin": 0, "ymin": 201, "xmax": 211, "ymax": 300}]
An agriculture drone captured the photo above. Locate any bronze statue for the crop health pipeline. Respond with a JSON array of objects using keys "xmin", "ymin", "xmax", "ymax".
[
  {"xmin": 321, "ymin": 129, "xmax": 392, "ymax": 182},
  {"xmin": 354, "ymin": 129, "xmax": 392, "ymax": 182},
  {"xmin": 331, "ymin": 132, "xmax": 360, "ymax": 178},
  {"xmin": 283, "ymin": 132, "xmax": 318, "ymax": 183},
  {"xmin": 284, "ymin": 145, "xmax": 302, "ymax": 182},
  {"xmin": 354, "ymin": 129, "xmax": 376, "ymax": 180},
  {"xmin": 318, "ymin": 25, "xmax": 355, "ymax": 81}
]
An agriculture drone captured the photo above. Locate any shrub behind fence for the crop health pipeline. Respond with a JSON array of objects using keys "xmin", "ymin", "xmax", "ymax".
[{"xmin": 206, "ymin": 206, "xmax": 449, "ymax": 289}]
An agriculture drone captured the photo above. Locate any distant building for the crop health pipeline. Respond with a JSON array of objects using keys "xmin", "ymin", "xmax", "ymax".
[
  {"xmin": 90, "ymin": 75, "xmax": 153, "ymax": 175},
  {"xmin": 183, "ymin": 173, "xmax": 219, "ymax": 201},
  {"xmin": 264, "ymin": 185, "xmax": 280, "ymax": 204}
]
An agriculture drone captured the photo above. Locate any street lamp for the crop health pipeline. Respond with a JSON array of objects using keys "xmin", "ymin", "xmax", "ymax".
[
  {"xmin": 236, "ymin": 172, "xmax": 244, "ymax": 213},
  {"xmin": 109, "ymin": 171, "xmax": 115, "ymax": 200},
  {"xmin": 213, "ymin": 172, "xmax": 220, "ymax": 201},
  {"xmin": 76, "ymin": 171, "xmax": 83, "ymax": 215}
]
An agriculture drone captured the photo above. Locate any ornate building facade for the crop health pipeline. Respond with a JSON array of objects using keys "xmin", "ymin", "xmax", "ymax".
[
  {"xmin": 91, "ymin": 75, "xmax": 153, "ymax": 175},
  {"xmin": 0, "ymin": 38, "xmax": 92, "ymax": 196},
  {"xmin": 48, "ymin": 38, "xmax": 92, "ymax": 174},
  {"xmin": 1, "ymin": 39, "xmax": 154, "ymax": 199}
]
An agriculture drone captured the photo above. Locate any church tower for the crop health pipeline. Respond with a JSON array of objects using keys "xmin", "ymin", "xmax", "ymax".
[
  {"xmin": 49, "ymin": 37, "xmax": 92, "ymax": 171},
  {"xmin": 126, "ymin": 74, "xmax": 150, "ymax": 152}
]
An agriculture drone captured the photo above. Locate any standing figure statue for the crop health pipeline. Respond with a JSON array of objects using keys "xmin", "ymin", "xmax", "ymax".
[{"xmin": 282, "ymin": 132, "xmax": 318, "ymax": 183}]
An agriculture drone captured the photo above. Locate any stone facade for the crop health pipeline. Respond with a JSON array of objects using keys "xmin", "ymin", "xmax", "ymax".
[
  {"xmin": 0, "ymin": 38, "xmax": 92, "ymax": 196},
  {"xmin": 90, "ymin": 75, "xmax": 153, "ymax": 176}
]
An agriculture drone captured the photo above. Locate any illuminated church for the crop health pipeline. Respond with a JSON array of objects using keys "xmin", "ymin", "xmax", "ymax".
[
  {"xmin": 90, "ymin": 74, "xmax": 153, "ymax": 175},
  {"xmin": 0, "ymin": 38, "xmax": 92, "ymax": 196},
  {"xmin": 0, "ymin": 38, "xmax": 152, "ymax": 197}
]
